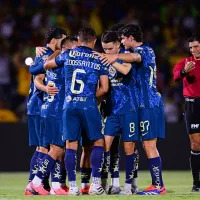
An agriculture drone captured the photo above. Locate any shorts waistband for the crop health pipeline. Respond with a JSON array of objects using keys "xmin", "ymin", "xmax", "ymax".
[{"xmin": 185, "ymin": 97, "xmax": 200, "ymax": 102}]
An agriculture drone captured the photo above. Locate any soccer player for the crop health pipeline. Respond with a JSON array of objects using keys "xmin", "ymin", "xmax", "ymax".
[
  {"xmin": 99, "ymin": 30, "xmax": 139, "ymax": 195},
  {"xmin": 44, "ymin": 27, "xmax": 109, "ymax": 195},
  {"xmin": 101, "ymin": 23, "xmax": 139, "ymax": 194},
  {"xmin": 173, "ymin": 33, "xmax": 200, "ymax": 192},
  {"xmin": 99, "ymin": 24, "xmax": 166, "ymax": 195},
  {"xmin": 29, "ymin": 27, "xmax": 67, "ymax": 195},
  {"xmin": 24, "ymin": 28, "xmax": 63, "ymax": 195}
]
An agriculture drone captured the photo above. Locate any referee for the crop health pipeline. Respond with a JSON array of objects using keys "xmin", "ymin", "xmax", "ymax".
[{"xmin": 173, "ymin": 33, "xmax": 200, "ymax": 192}]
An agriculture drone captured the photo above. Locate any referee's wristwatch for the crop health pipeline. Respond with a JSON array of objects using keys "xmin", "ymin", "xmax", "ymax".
[{"xmin": 180, "ymin": 68, "xmax": 187, "ymax": 77}]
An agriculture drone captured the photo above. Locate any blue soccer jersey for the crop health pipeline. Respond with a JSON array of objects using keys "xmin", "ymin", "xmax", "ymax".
[
  {"xmin": 106, "ymin": 61, "xmax": 138, "ymax": 115},
  {"xmin": 41, "ymin": 67, "xmax": 65, "ymax": 119},
  {"xmin": 27, "ymin": 47, "xmax": 54, "ymax": 115},
  {"xmin": 55, "ymin": 46, "xmax": 108, "ymax": 110},
  {"xmin": 134, "ymin": 44, "xmax": 163, "ymax": 109}
]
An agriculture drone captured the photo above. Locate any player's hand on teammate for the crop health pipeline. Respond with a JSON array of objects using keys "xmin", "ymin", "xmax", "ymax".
[
  {"xmin": 36, "ymin": 47, "xmax": 47, "ymax": 57},
  {"xmin": 93, "ymin": 51, "xmax": 118, "ymax": 66},
  {"xmin": 184, "ymin": 59, "xmax": 195, "ymax": 73},
  {"xmin": 45, "ymin": 85, "xmax": 59, "ymax": 96}
]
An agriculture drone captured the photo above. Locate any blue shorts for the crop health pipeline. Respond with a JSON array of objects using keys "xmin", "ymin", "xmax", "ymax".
[
  {"xmin": 104, "ymin": 112, "xmax": 139, "ymax": 142},
  {"xmin": 28, "ymin": 115, "xmax": 41, "ymax": 146},
  {"xmin": 63, "ymin": 108, "xmax": 103, "ymax": 142},
  {"xmin": 40, "ymin": 117, "xmax": 65, "ymax": 147},
  {"xmin": 139, "ymin": 104, "xmax": 165, "ymax": 140}
]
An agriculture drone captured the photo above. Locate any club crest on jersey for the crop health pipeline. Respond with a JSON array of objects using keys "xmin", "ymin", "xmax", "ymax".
[
  {"xmin": 108, "ymin": 66, "xmax": 116, "ymax": 77},
  {"xmin": 42, "ymin": 55, "xmax": 48, "ymax": 61}
]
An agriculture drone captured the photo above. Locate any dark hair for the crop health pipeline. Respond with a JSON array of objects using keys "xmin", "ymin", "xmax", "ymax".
[
  {"xmin": 77, "ymin": 27, "xmax": 96, "ymax": 43},
  {"xmin": 188, "ymin": 33, "xmax": 200, "ymax": 43},
  {"xmin": 101, "ymin": 31, "xmax": 120, "ymax": 43},
  {"xmin": 61, "ymin": 36, "xmax": 78, "ymax": 49},
  {"xmin": 110, "ymin": 23, "xmax": 125, "ymax": 38},
  {"xmin": 121, "ymin": 24, "xmax": 143, "ymax": 42},
  {"xmin": 45, "ymin": 27, "xmax": 67, "ymax": 43}
]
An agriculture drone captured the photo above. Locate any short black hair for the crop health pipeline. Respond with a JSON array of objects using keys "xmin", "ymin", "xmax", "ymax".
[
  {"xmin": 61, "ymin": 36, "xmax": 78, "ymax": 49},
  {"xmin": 45, "ymin": 27, "xmax": 67, "ymax": 43},
  {"xmin": 188, "ymin": 33, "xmax": 200, "ymax": 43},
  {"xmin": 121, "ymin": 24, "xmax": 143, "ymax": 42},
  {"xmin": 78, "ymin": 27, "xmax": 96, "ymax": 43},
  {"xmin": 110, "ymin": 23, "xmax": 125, "ymax": 38},
  {"xmin": 101, "ymin": 31, "xmax": 120, "ymax": 43}
]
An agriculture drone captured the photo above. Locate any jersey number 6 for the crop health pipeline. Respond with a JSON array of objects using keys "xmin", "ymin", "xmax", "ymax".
[{"xmin": 71, "ymin": 69, "xmax": 86, "ymax": 94}]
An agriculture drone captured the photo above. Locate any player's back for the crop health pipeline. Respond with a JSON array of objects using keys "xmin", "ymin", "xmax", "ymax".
[
  {"xmin": 134, "ymin": 44, "xmax": 163, "ymax": 109},
  {"xmin": 63, "ymin": 46, "xmax": 107, "ymax": 110}
]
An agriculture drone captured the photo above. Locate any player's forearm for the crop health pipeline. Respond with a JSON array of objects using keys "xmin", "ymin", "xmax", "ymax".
[
  {"xmin": 112, "ymin": 62, "xmax": 131, "ymax": 75},
  {"xmin": 44, "ymin": 50, "xmax": 61, "ymax": 69},
  {"xmin": 34, "ymin": 76, "xmax": 46, "ymax": 92},
  {"xmin": 96, "ymin": 87, "xmax": 108, "ymax": 100},
  {"xmin": 116, "ymin": 53, "xmax": 141, "ymax": 63}
]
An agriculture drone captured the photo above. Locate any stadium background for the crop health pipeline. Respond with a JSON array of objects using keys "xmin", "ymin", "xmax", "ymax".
[{"xmin": 0, "ymin": 0, "xmax": 199, "ymax": 171}]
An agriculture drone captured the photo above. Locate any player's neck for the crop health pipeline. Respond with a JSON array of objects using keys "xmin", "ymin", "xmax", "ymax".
[
  {"xmin": 47, "ymin": 44, "xmax": 56, "ymax": 51},
  {"xmin": 132, "ymin": 42, "xmax": 143, "ymax": 50},
  {"xmin": 80, "ymin": 42, "xmax": 94, "ymax": 49}
]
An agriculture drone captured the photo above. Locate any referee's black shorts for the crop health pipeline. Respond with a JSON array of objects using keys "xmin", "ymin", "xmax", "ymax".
[{"xmin": 184, "ymin": 97, "xmax": 200, "ymax": 134}]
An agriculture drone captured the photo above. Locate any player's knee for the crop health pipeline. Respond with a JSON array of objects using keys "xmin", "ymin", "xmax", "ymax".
[
  {"xmin": 94, "ymin": 138, "xmax": 104, "ymax": 147},
  {"xmin": 124, "ymin": 142, "xmax": 135, "ymax": 155},
  {"xmin": 49, "ymin": 145, "xmax": 63, "ymax": 159}
]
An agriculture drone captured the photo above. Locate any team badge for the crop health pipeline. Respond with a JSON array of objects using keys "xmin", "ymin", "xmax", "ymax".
[{"xmin": 108, "ymin": 66, "xmax": 116, "ymax": 77}]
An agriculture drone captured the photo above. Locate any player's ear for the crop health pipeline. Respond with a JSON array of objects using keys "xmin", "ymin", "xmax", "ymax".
[
  {"xmin": 117, "ymin": 42, "xmax": 120, "ymax": 48},
  {"xmin": 129, "ymin": 35, "xmax": 134, "ymax": 42}
]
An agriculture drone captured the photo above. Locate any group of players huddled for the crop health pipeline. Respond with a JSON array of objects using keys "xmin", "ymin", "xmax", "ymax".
[{"xmin": 25, "ymin": 23, "xmax": 166, "ymax": 196}]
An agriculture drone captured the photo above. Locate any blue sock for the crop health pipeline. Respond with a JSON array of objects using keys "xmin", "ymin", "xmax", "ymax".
[
  {"xmin": 51, "ymin": 160, "xmax": 62, "ymax": 183},
  {"xmin": 148, "ymin": 156, "xmax": 164, "ymax": 188},
  {"xmin": 36, "ymin": 154, "xmax": 56, "ymax": 180},
  {"xmin": 81, "ymin": 168, "xmax": 92, "ymax": 183},
  {"xmin": 110, "ymin": 152, "xmax": 120, "ymax": 178},
  {"xmin": 37, "ymin": 152, "xmax": 47, "ymax": 164},
  {"xmin": 65, "ymin": 149, "xmax": 77, "ymax": 181},
  {"xmin": 91, "ymin": 146, "xmax": 104, "ymax": 179},
  {"xmin": 125, "ymin": 153, "xmax": 136, "ymax": 184},
  {"xmin": 37, "ymin": 152, "xmax": 50, "ymax": 189},
  {"xmin": 101, "ymin": 151, "xmax": 110, "ymax": 179},
  {"xmin": 28, "ymin": 150, "xmax": 39, "ymax": 182},
  {"xmin": 60, "ymin": 166, "xmax": 67, "ymax": 184}
]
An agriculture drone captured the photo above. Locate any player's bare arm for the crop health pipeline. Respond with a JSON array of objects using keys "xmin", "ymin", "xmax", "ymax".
[
  {"xmin": 112, "ymin": 62, "xmax": 132, "ymax": 75},
  {"xmin": 96, "ymin": 75, "xmax": 109, "ymax": 101},
  {"xmin": 44, "ymin": 50, "xmax": 61, "ymax": 69},
  {"xmin": 96, "ymin": 52, "xmax": 141, "ymax": 66},
  {"xmin": 34, "ymin": 74, "xmax": 58, "ymax": 96}
]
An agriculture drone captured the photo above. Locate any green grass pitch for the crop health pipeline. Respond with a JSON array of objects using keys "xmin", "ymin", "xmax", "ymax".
[{"xmin": 0, "ymin": 171, "xmax": 200, "ymax": 199}]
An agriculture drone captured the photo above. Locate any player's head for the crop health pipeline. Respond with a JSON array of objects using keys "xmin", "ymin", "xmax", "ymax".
[
  {"xmin": 120, "ymin": 24, "xmax": 143, "ymax": 49},
  {"xmin": 188, "ymin": 33, "xmax": 200, "ymax": 59},
  {"xmin": 110, "ymin": 23, "xmax": 125, "ymax": 38},
  {"xmin": 101, "ymin": 31, "xmax": 120, "ymax": 54},
  {"xmin": 45, "ymin": 27, "xmax": 67, "ymax": 50},
  {"xmin": 77, "ymin": 27, "xmax": 96, "ymax": 48},
  {"xmin": 61, "ymin": 36, "xmax": 78, "ymax": 52}
]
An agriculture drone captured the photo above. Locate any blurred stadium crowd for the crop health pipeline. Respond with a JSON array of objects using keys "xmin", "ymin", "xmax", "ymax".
[{"xmin": 0, "ymin": 0, "xmax": 199, "ymax": 122}]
